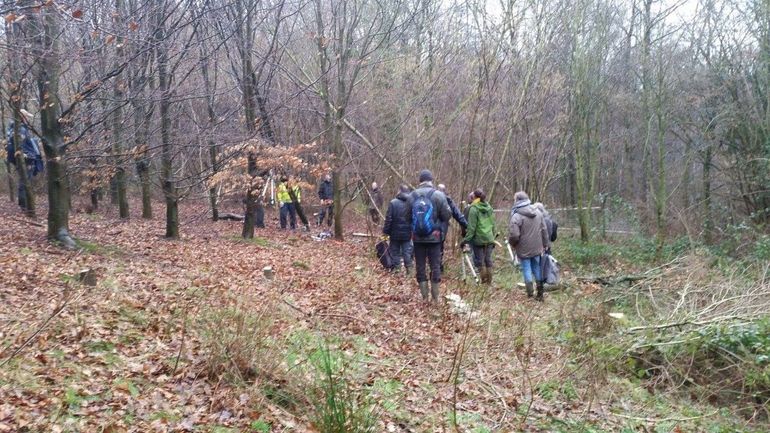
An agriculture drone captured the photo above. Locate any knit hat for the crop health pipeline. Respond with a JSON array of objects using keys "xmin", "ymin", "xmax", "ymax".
[{"xmin": 418, "ymin": 169, "xmax": 433, "ymax": 183}]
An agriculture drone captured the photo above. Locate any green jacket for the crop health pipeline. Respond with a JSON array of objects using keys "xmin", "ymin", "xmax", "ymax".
[{"xmin": 463, "ymin": 201, "xmax": 496, "ymax": 246}]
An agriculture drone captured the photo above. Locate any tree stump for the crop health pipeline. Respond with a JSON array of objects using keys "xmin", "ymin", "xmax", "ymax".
[{"xmin": 77, "ymin": 268, "xmax": 97, "ymax": 286}]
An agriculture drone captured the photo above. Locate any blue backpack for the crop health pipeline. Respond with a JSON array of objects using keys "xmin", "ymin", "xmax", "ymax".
[
  {"xmin": 412, "ymin": 189, "xmax": 436, "ymax": 237},
  {"xmin": 6, "ymin": 124, "xmax": 44, "ymax": 176}
]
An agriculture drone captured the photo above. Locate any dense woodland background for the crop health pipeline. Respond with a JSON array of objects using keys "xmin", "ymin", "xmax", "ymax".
[
  {"xmin": 1, "ymin": 0, "xmax": 768, "ymax": 246},
  {"xmin": 3, "ymin": 1, "xmax": 770, "ymax": 431}
]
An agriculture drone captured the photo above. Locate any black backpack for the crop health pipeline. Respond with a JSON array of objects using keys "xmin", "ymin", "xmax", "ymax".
[{"xmin": 376, "ymin": 239, "xmax": 393, "ymax": 270}]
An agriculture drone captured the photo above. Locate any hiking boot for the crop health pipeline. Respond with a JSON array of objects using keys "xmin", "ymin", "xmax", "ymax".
[
  {"xmin": 419, "ymin": 281, "xmax": 429, "ymax": 301},
  {"xmin": 525, "ymin": 282, "xmax": 534, "ymax": 298},
  {"xmin": 430, "ymin": 281, "xmax": 440, "ymax": 302},
  {"xmin": 536, "ymin": 281, "xmax": 545, "ymax": 302},
  {"xmin": 482, "ymin": 268, "xmax": 492, "ymax": 284}
]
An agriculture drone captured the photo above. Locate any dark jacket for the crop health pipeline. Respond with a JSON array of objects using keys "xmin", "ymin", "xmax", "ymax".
[
  {"xmin": 536, "ymin": 206, "xmax": 558, "ymax": 243},
  {"xmin": 544, "ymin": 215, "xmax": 557, "ymax": 243},
  {"xmin": 383, "ymin": 192, "xmax": 412, "ymax": 241},
  {"xmin": 370, "ymin": 187, "xmax": 384, "ymax": 210},
  {"xmin": 410, "ymin": 182, "xmax": 451, "ymax": 244},
  {"xmin": 440, "ymin": 195, "xmax": 468, "ymax": 239},
  {"xmin": 508, "ymin": 199, "xmax": 549, "ymax": 259},
  {"xmin": 6, "ymin": 124, "xmax": 44, "ymax": 177},
  {"xmin": 318, "ymin": 180, "xmax": 333, "ymax": 201}
]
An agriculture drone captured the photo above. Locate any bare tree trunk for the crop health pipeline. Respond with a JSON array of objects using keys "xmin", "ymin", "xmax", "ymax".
[
  {"xmin": 197, "ymin": 25, "xmax": 219, "ymax": 221},
  {"xmin": 242, "ymin": 152, "xmax": 257, "ymax": 238},
  {"xmin": 702, "ymin": 144, "xmax": 713, "ymax": 244},
  {"xmin": 131, "ymin": 54, "xmax": 154, "ymax": 220},
  {"xmin": 4, "ymin": 161, "xmax": 14, "ymax": 204},
  {"xmin": 0, "ymin": 106, "xmax": 13, "ymax": 204},
  {"xmin": 112, "ymin": 0, "xmax": 129, "ymax": 219},
  {"xmin": 35, "ymin": 7, "xmax": 75, "ymax": 248},
  {"xmin": 156, "ymin": 0, "xmax": 178, "ymax": 238},
  {"xmin": 7, "ymin": 19, "xmax": 35, "ymax": 217}
]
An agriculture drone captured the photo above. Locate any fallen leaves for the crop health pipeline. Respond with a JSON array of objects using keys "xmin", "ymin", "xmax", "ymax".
[{"xmin": 0, "ymin": 199, "xmax": 668, "ymax": 432}]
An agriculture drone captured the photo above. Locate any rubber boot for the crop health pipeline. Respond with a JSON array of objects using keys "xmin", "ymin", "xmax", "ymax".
[
  {"xmin": 487, "ymin": 267, "xmax": 493, "ymax": 286},
  {"xmin": 405, "ymin": 266, "xmax": 413, "ymax": 277},
  {"xmin": 536, "ymin": 281, "xmax": 545, "ymax": 302},
  {"xmin": 419, "ymin": 281, "xmax": 429, "ymax": 301},
  {"xmin": 525, "ymin": 281, "xmax": 534, "ymax": 298},
  {"xmin": 430, "ymin": 281, "xmax": 440, "ymax": 302}
]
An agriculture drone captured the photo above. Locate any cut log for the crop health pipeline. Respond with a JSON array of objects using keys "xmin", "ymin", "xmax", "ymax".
[{"xmin": 219, "ymin": 212, "xmax": 244, "ymax": 221}]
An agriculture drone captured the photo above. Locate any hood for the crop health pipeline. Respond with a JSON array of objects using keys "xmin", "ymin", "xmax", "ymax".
[
  {"xmin": 512, "ymin": 199, "xmax": 537, "ymax": 218},
  {"xmin": 474, "ymin": 201, "xmax": 493, "ymax": 215},
  {"xmin": 396, "ymin": 192, "xmax": 410, "ymax": 201}
]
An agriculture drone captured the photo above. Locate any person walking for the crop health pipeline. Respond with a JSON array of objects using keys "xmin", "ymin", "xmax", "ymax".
[
  {"xmin": 533, "ymin": 202, "xmax": 558, "ymax": 250},
  {"xmin": 383, "ymin": 184, "xmax": 414, "ymax": 275},
  {"xmin": 368, "ymin": 182, "xmax": 384, "ymax": 225},
  {"xmin": 277, "ymin": 176, "xmax": 301, "ymax": 230},
  {"xmin": 462, "ymin": 189, "xmax": 497, "ymax": 284},
  {"xmin": 437, "ymin": 184, "xmax": 468, "ymax": 271},
  {"xmin": 317, "ymin": 174, "xmax": 334, "ymax": 227},
  {"xmin": 6, "ymin": 120, "xmax": 44, "ymax": 212},
  {"xmin": 411, "ymin": 170, "xmax": 451, "ymax": 302},
  {"xmin": 508, "ymin": 191, "xmax": 550, "ymax": 301}
]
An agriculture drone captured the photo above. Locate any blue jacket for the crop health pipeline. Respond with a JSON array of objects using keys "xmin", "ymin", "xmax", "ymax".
[
  {"xmin": 6, "ymin": 124, "xmax": 44, "ymax": 177},
  {"xmin": 410, "ymin": 182, "xmax": 451, "ymax": 244},
  {"xmin": 383, "ymin": 192, "xmax": 412, "ymax": 241}
]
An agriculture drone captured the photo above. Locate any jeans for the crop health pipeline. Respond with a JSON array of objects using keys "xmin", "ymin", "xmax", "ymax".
[
  {"xmin": 317, "ymin": 204, "xmax": 333, "ymax": 227},
  {"xmin": 520, "ymin": 255, "xmax": 542, "ymax": 284},
  {"xmin": 414, "ymin": 242, "xmax": 441, "ymax": 283},
  {"xmin": 472, "ymin": 244, "xmax": 494, "ymax": 269},
  {"xmin": 389, "ymin": 240, "xmax": 413, "ymax": 270},
  {"xmin": 280, "ymin": 203, "xmax": 297, "ymax": 229}
]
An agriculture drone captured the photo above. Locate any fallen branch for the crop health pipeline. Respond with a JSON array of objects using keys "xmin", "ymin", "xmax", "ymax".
[
  {"xmin": 314, "ymin": 313, "xmax": 366, "ymax": 323},
  {"xmin": 9, "ymin": 216, "xmax": 44, "ymax": 227},
  {"xmin": 609, "ymin": 409, "xmax": 718, "ymax": 424},
  {"xmin": 627, "ymin": 314, "xmax": 751, "ymax": 333},
  {"xmin": 218, "ymin": 212, "xmax": 244, "ymax": 221},
  {"xmin": 578, "ymin": 273, "xmax": 660, "ymax": 286},
  {"xmin": 0, "ymin": 288, "xmax": 82, "ymax": 368}
]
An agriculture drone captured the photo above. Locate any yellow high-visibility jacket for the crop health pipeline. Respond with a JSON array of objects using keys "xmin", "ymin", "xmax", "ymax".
[{"xmin": 277, "ymin": 182, "xmax": 301, "ymax": 204}]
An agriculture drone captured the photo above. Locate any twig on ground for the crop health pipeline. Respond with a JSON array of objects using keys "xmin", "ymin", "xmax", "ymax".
[
  {"xmin": 609, "ymin": 409, "xmax": 719, "ymax": 423},
  {"xmin": 9, "ymin": 216, "xmax": 44, "ymax": 227}
]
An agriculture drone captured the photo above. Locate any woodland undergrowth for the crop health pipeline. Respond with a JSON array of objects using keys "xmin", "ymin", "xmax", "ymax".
[{"xmin": 1, "ymin": 200, "xmax": 769, "ymax": 432}]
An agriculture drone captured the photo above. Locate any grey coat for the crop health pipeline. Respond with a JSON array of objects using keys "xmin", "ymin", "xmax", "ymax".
[{"xmin": 508, "ymin": 199, "xmax": 549, "ymax": 259}]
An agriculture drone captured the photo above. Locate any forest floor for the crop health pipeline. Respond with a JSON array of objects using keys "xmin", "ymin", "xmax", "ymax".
[{"xmin": 0, "ymin": 199, "xmax": 766, "ymax": 432}]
